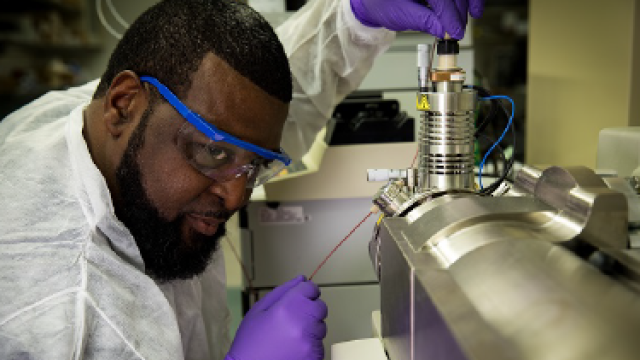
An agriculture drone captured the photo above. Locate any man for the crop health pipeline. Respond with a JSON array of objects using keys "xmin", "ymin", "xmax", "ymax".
[{"xmin": 0, "ymin": 0, "xmax": 483, "ymax": 359}]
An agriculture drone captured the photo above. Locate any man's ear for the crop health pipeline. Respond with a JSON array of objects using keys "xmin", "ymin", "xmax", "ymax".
[{"xmin": 103, "ymin": 71, "xmax": 146, "ymax": 138}]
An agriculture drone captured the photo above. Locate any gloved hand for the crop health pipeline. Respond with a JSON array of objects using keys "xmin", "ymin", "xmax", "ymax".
[
  {"xmin": 350, "ymin": 0, "xmax": 485, "ymax": 40},
  {"xmin": 225, "ymin": 275, "xmax": 328, "ymax": 360}
]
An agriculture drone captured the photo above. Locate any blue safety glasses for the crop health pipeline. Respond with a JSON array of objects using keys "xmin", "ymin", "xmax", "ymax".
[{"xmin": 140, "ymin": 76, "xmax": 291, "ymax": 187}]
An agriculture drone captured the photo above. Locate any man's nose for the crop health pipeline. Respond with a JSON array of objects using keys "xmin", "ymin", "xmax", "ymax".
[{"xmin": 208, "ymin": 174, "xmax": 250, "ymax": 211}]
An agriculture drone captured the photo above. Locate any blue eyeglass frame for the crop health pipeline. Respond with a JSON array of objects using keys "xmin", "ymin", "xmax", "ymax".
[{"xmin": 139, "ymin": 76, "xmax": 291, "ymax": 166}]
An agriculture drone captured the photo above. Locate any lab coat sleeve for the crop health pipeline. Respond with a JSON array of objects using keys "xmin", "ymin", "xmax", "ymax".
[{"xmin": 276, "ymin": 0, "xmax": 395, "ymax": 161}]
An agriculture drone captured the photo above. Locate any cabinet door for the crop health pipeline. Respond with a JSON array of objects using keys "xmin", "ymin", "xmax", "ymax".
[{"xmin": 242, "ymin": 198, "xmax": 378, "ymax": 287}]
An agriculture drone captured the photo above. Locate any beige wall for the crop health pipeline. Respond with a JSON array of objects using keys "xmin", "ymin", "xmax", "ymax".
[
  {"xmin": 630, "ymin": 2, "xmax": 640, "ymax": 128},
  {"xmin": 527, "ymin": 0, "xmax": 640, "ymax": 168}
]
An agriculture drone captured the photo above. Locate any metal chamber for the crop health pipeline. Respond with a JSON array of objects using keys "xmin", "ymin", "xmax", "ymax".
[
  {"xmin": 375, "ymin": 165, "xmax": 640, "ymax": 360},
  {"xmin": 369, "ymin": 43, "xmax": 640, "ymax": 360},
  {"xmin": 418, "ymin": 87, "xmax": 476, "ymax": 192}
]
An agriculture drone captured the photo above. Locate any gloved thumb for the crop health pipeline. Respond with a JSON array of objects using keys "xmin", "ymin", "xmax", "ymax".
[
  {"xmin": 389, "ymin": 1, "xmax": 447, "ymax": 38},
  {"xmin": 469, "ymin": 0, "xmax": 485, "ymax": 18},
  {"xmin": 287, "ymin": 280, "xmax": 321, "ymax": 301},
  {"xmin": 251, "ymin": 275, "xmax": 305, "ymax": 312},
  {"xmin": 427, "ymin": 0, "xmax": 466, "ymax": 39}
]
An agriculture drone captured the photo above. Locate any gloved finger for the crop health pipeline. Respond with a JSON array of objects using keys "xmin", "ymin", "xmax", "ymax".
[
  {"xmin": 454, "ymin": 0, "xmax": 469, "ymax": 20},
  {"xmin": 453, "ymin": 0, "xmax": 470, "ymax": 36},
  {"xmin": 285, "ymin": 299, "xmax": 328, "ymax": 339},
  {"xmin": 252, "ymin": 275, "xmax": 305, "ymax": 311},
  {"xmin": 279, "ymin": 289, "xmax": 328, "ymax": 321},
  {"xmin": 305, "ymin": 319, "xmax": 327, "ymax": 340},
  {"xmin": 290, "ymin": 280, "xmax": 321, "ymax": 300},
  {"xmin": 469, "ymin": 0, "xmax": 485, "ymax": 18},
  {"xmin": 428, "ymin": 0, "xmax": 466, "ymax": 39},
  {"xmin": 385, "ymin": 2, "xmax": 444, "ymax": 37},
  {"xmin": 313, "ymin": 342, "xmax": 325, "ymax": 360},
  {"xmin": 300, "ymin": 341, "xmax": 325, "ymax": 360}
]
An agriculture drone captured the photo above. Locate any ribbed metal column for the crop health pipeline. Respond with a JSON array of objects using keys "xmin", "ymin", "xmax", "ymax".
[{"xmin": 418, "ymin": 87, "xmax": 477, "ymax": 192}]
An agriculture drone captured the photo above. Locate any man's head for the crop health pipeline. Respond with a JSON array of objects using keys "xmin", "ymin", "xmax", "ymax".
[{"xmin": 85, "ymin": 0, "xmax": 291, "ymax": 282}]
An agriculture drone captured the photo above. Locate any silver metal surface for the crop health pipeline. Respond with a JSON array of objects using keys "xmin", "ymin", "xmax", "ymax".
[
  {"xmin": 510, "ymin": 165, "xmax": 543, "ymax": 195},
  {"xmin": 367, "ymin": 169, "xmax": 417, "ymax": 190},
  {"xmin": 403, "ymin": 196, "xmax": 552, "ymax": 265},
  {"xmin": 368, "ymin": 46, "xmax": 640, "ymax": 360},
  {"xmin": 380, "ymin": 219, "xmax": 517, "ymax": 360},
  {"xmin": 369, "ymin": 219, "xmax": 383, "ymax": 281},
  {"xmin": 367, "ymin": 169, "xmax": 409, "ymax": 183},
  {"xmin": 373, "ymin": 182, "xmax": 412, "ymax": 217},
  {"xmin": 434, "ymin": 81, "xmax": 463, "ymax": 93},
  {"xmin": 417, "ymin": 44, "xmax": 429, "ymax": 90},
  {"xmin": 418, "ymin": 90, "xmax": 476, "ymax": 192},
  {"xmin": 375, "ymin": 165, "xmax": 640, "ymax": 360},
  {"xmin": 515, "ymin": 166, "xmax": 628, "ymax": 250},
  {"xmin": 367, "ymin": 47, "xmax": 476, "ymax": 198},
  {"xmin": 400, "ymin": 165, "xmax": 629, "ymax": 266}
]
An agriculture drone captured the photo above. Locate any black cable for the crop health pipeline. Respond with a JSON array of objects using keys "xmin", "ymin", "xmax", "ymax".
[
  {"xmin": 463, "ymin": 85, "xmax": 517, "ymax": 194},
  {"xmin": 477, "ymin": 133, "xmax": 506, "ymax": 175},
  {"xmin": 465, "ymin": 85, "xmax": 497, "ymax": 136},
  {"xmin": 480, "ymin": 98, "xmax": 517, "ymax": 194}
]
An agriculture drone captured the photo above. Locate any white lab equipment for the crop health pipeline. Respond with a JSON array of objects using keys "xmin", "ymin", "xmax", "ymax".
[{"xmin": 597, "ymin": 127, "xmax": 640, "ymax": 177}]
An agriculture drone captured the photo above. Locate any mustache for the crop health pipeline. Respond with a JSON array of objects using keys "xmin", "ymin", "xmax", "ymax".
[{"xmin": 188, "ymin": 209, "xmax": 232, "ymax": 221}]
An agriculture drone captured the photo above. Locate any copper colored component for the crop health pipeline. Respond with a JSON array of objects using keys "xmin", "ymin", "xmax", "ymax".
[{"xmin": 430, "ymin": 69, "xmax": 466, "ymax": 82}]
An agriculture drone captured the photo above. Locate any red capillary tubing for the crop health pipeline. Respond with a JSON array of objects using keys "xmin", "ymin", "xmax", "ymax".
[
  {"xmin": 224, "ymin": 237, "xmax": 254, "ymax": 291},
  {"xmin": 309, "ymin": 209, "xmax": 377, "ymax": 281}
]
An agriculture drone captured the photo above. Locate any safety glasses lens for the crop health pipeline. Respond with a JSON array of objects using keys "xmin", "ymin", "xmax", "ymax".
[
  {"xmin": 251, "ymin": 159, "xmax": 287, "ymax": 187},
  {"xmin": 177, "ymin": 122, "xmax": 286, "ymax": 188}
]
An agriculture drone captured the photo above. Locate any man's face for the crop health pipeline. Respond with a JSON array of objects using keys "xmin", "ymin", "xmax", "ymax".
[{"xmin": 112, "ymin": 54, "xmax": 289, "ymax": 281}]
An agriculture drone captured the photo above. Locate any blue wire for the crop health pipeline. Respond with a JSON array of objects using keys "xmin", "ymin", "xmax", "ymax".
[{"xmin": 478, "ymin": 95, "xmax": 514, "ymax": 190}]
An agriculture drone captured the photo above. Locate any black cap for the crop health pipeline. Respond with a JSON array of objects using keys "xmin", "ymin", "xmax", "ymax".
[{"xmin": 437, "ymin": 39, "xmax": 459, "ymax": 55}]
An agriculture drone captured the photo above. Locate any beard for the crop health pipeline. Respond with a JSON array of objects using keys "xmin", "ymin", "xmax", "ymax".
[{"xmin": 114, "ymin": 106, "xmax": 226, "ymax": 282}]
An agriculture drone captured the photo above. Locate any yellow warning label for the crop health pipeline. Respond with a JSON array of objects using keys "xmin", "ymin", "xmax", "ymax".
[{"xmin": 417, "ymin": 94, "xmax": 430, "ymax": 110}]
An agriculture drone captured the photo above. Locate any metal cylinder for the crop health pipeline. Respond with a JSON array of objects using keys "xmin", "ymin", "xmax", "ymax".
[
  {"xmin": 434, "ymin": 81, "xmax": 463, "ymax": 93},
  {"xmin": 373, "ymin": 181, "xmax": 411, "ymax": 217},
  {"xmin": 418, "ymin": 88, "xmax": 477, "ymax": 192}
]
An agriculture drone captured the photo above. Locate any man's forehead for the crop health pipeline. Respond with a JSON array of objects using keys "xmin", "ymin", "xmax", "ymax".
[{"xmin": 181, "ymin": 53, "xmax": 288, "ymax": 149}]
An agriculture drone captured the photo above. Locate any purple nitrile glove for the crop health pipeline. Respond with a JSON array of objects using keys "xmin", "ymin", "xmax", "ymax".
[
  {"xmin": 225, "ymin": 275, "xmax": 328, "ymax": 360},
  {"xmin": 350, "ymin": 0, "xmax": 485, "ymax": 40}
]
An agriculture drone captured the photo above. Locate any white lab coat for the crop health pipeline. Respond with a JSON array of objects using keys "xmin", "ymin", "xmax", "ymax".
[{"xmin": 0, "ymin": 0, "xmax": 394, "ymax": 358}]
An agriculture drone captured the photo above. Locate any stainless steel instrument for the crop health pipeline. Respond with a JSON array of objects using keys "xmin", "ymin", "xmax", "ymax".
[{"xmin": 367, "ymin": 39, "xmax": 640, "ymax": 360}]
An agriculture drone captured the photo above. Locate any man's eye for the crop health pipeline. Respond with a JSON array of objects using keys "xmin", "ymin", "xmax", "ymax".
[
  {"xmin": 207, "ymin": 146, "xmax": 228, "ymax": 160},
  {"xmin": 191, "ymin": 143, "xmax": 232, "ymax": 168}
]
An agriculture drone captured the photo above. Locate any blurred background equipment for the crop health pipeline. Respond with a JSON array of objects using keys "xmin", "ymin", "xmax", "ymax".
[
  {"xmin": 0, "ymin": 0, "xmax": 101, "ymax": 118},
  {"xmin": 327, "ymin": 94, "xmax": 414, "ymax": 146}
]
